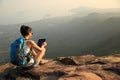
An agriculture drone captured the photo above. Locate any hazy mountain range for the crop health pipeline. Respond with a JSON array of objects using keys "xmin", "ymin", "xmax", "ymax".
[
  {"xmin": 0, "ymin": 7, "xmax": 120, "ymax": 64},
  {"xmin": 70, "ymin": 6, "xmax": 120, "ymax": 17}
]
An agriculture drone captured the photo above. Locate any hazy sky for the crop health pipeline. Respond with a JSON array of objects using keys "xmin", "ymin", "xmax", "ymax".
[{"xmin": 0, "ymin": 0, "xmax": 120, "ymax": 25}]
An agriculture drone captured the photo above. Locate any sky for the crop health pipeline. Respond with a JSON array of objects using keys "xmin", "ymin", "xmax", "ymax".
[{"xmin": 0, "ymin": 0, "xmax": 120, "ymax": 25}]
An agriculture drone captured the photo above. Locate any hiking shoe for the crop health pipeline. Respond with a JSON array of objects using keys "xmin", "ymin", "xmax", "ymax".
[{"xmin": 39, "ymin": 59, "xmax": 48, "ymax": 65}]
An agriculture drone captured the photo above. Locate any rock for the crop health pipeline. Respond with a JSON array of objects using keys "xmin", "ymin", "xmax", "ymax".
[
  {"xmin": 91, "ymin": 55, "xmax": 120, "ymax": 64},
  {"xmin": 57, "ymin": 55, "xmax": 96, "ymax": 65},
  {"xmin": 58, "ymin": 71, "xmax": 102, "ymax": 80},
  {"xmin": 0, "ymin": 54, "xmax": 120, "ymax": 80}
]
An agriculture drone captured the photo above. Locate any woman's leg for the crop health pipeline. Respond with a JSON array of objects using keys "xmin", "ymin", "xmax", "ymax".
[{"xmin": 35, "ymin": 48, "xmax": 46, "ymax": 64}]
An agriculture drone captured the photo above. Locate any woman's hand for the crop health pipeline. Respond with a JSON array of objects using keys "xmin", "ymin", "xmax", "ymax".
[{"xmin": 41, "ymin": 42, "xmax": 47, "ymax": 48}]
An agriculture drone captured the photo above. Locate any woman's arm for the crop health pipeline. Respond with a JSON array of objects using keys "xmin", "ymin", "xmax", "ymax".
[
  {"xmin": 28, "ymin": 40, "xmax": 47, "ymax": 52},
  {"xmin": 31, "ymin": 48, "xmax": 37, "ymax": 57}
]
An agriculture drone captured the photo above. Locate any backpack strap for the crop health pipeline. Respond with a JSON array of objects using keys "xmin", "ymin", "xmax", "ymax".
[
  {"xmin": 18, "ymin": 38, "xmax": 34, "ymax": 65},
  {"xmin": 16, "ymin": 38, "xmax": 27, "ymax": 65}
]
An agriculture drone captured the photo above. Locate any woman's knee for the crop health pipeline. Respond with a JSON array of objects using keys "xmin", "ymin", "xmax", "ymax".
[{"xmin": 41, "ymin": 48, "xmax": 46, "ymax": 53}]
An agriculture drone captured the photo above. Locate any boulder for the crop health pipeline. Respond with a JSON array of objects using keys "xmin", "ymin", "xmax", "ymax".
[{"xmin": 0, "ymin": 54, "xmax": 120, "ymax": 80}]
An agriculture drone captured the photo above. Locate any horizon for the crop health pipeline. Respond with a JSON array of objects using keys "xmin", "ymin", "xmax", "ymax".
[{"xmin": 0, "ymin": 0, "xmax": 120, "ymax": 25}]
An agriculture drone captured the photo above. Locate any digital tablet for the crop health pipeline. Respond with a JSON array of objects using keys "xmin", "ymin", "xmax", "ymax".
[{"xmin": 37, "ymin": 38, "xmax": 46, "ymax": 47}]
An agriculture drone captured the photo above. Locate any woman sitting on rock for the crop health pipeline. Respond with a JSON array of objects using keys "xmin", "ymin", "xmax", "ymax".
[{"xmin": 10, "ymin": 25, "xmax": 48, "ymax": 67}]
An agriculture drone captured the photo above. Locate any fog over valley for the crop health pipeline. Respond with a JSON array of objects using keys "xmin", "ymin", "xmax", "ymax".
[
  {"xmin": 0, "ymin": 0, "xmax": 119, "ymax": 24},
  {"xmin": 0, "ymin": 6, "xmax": 120, "ymax": 65}
]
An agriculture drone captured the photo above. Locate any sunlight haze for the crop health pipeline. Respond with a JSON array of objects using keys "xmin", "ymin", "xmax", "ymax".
[{"xmin": 0, "ymin": 0, "xmax": 120, "ymax": 25}]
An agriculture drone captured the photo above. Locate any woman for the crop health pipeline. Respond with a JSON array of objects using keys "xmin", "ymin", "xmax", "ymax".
[{"xmin": 20, "ymin": 25, "xmax": 47, "ymax": 66}]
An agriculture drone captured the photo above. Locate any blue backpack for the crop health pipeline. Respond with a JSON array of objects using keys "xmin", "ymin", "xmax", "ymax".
[{"xmin": 10, "ymin": 38, "xmax": 28, "ymax": 65}]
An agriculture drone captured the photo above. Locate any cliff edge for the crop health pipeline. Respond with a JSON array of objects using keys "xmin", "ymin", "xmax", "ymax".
[{"xmin": 0, "ymin": 54, "xmax": 120, "ymax": 80}]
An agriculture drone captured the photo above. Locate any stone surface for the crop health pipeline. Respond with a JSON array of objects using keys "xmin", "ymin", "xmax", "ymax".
[{"xmin": 0, "ymin": 54, "xmax": 120, "ymax": 80}]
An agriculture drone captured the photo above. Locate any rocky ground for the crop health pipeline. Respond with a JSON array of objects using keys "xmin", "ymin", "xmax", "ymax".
[{"xmin": 0, "ymin": 54, "xmax": 120, "ymax": 80}]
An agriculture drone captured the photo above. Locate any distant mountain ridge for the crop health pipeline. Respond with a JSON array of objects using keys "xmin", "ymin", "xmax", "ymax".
[
  {"xmin": 0, "ymin": 11, "xmax": 120, "ymax": 64},
  {"xmin": 70, "ymin": 6, "xmax": 120, "ymax": 17}
]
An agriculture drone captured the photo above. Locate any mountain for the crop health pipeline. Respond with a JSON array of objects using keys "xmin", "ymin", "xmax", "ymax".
[
  {"xmin": 82, "ymin": 17, "xmax": 120, "ymax": 55},
  {"xmin": 0, "ymin": 11, "xmax": 120, "ymax": 64},
  {"xmin": 70, "ymin": 6, "xmax": 120, "ymax": 17},
  {"xmin": 92, "ymin": 31, "xmax": 120, "ymax": 56}
]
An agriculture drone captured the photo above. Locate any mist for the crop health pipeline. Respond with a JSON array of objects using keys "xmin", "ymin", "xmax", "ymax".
[{"xmin": 0, "ymin": 0, "xmax": 119, "ymax": 25}]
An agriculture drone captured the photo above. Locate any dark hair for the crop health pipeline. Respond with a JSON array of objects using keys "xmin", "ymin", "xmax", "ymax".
[{"xmin": 20, "ymin": 25, "xmax": 32, "ymax": 36}]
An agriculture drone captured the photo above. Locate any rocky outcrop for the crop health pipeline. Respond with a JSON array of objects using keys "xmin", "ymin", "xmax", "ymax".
[{"xmin": 0, "ymin": 54, "xmax": 120, "ymax": 80}]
